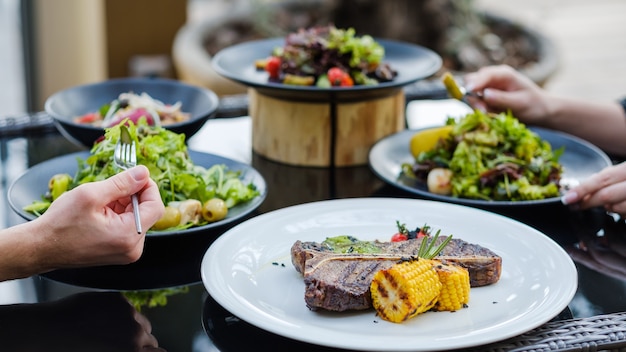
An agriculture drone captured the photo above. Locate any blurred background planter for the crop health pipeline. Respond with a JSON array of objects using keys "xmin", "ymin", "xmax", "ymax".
[
  {"xmin": 173, "ymin": 11, "xmax": 254, "ymax": 96},
  {"xmin": 173, "ymin": 0, "xmax": 337, "ymax": 96},
  {"xmin": 172, "ymin": 0, "xmax": 558, "ymax": 97}
]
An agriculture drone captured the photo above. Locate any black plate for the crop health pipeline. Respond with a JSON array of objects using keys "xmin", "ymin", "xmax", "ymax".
[
  {"xmin": 9, "ymin": 150, "xmax": 267, "ymax": 237},
  {"xmin": 368, "ymin": 127, "xmax": 612, "ymax": 207},
  {"xmin": 8, "ymin": 150, "xmax": 266, "ymax": 290},
  {"xmin": 211, "ymin": 37, "xmax": 442, "ymax": 102},
  {"xmin": 44, "ymin": 77, "xmax": 220, "ymax": 147}
]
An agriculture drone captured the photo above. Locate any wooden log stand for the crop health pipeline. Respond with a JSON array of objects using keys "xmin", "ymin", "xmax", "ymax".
[{"xmin": 248, "ymin": 88, "xmax": 405, "ymax": 167}]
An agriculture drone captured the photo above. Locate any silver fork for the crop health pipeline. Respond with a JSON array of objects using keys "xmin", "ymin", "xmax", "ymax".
[{"xmin": 114, "ymin": 125, "xmax": 142, "ymax": 234}]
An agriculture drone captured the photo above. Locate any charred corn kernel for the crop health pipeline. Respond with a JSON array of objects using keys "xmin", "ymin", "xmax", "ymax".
[
  {"xmin": 370, "ymin": 259, "xmax": 442, "ymax": 323},
  {"xmin": 433, "ymin": 261, "xmax": 470, "ymax": 312}
]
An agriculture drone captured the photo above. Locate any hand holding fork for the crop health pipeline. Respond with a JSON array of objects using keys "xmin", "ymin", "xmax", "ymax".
[{"xmin": 114, "ymin": 125, "xmax": 142, "ymax": 234}]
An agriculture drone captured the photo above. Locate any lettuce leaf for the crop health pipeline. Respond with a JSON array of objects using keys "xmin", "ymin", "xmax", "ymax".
[
  {"xmin": 411, "ymin": 110, "xmax": 563, "ymax": 201},
  {"xmin": 31, "ymin": 119, "xmax": 260, "ymax": 229}
]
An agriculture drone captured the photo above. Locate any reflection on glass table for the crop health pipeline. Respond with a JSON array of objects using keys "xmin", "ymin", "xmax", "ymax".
[{"xmin": 0, "ymin": 291, "xmax": 164, "ymax": 352}]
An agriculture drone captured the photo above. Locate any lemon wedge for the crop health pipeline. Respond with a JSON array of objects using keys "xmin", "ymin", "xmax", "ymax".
[
  {"xmin": 409, "ymin": 125, "xmax": 454, "ymax": 158},
  {"xmin": 441, "ymin": 72, "xmax": 464, "ymax": 101}
]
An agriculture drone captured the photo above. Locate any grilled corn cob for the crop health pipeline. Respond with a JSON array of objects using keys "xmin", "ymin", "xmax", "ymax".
[
  {"xmin": 370, "ymin": 258, "xmax": 442, "ymax": 323},
  {"xmin": 370, "ymin": 229, "xmax": 463, "ymax": 323},
  {"xmin": 433, "ymin": 261, "xmax": 470, "ymax": 311}
]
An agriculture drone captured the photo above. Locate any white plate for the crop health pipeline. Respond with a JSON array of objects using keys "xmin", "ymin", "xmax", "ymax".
[{"xmin": 201, "ymin": 198, "xmax": 577, "ymax": 351}]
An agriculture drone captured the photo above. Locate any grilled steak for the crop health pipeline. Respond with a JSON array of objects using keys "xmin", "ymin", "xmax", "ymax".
[{"xmin": 291, "ymin": 237, "xmax": 502, "ymax": 312}]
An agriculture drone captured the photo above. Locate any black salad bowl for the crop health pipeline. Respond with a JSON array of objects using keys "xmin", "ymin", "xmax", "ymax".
[{"xmin": 44, "ymin": 77, "xmax": 219, "ymax": 148}]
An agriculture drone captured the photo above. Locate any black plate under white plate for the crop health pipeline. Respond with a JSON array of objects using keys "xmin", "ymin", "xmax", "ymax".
[
  {"xmin": 211, "ymin": 37, "xmax": 442, "ymax": 102},
  {"xmin": 368, "ymin": 127, "xmax": 612, "ymax": 207},
  {"xmin": 8, "ymin": 150, "xmax": 266, "ymax": 289}
]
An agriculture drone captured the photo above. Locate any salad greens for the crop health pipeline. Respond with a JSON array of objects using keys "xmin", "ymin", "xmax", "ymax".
[
  {"xmin": 403, "ymin": 110, "xmax": 564, "ymax": 201},
  {"xmin": 326, "ymin": 27, "xmax": 385, "ymax": 69},
  {"xmin": 262, "ymin": 25, "xmax": 396, "ymax": 87},
  {"xmin": 123, "ymin": 286, "xmax": 189, "ymax": 312},
  {"xmin": 74, "ymin": 92, "xmax": 190, "ymax": 127},
  {"xmin": 24, "ymin": 119, "xmax": 260, "ymax": 230}
]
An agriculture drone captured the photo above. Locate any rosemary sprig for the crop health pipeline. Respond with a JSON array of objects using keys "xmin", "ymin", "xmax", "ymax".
[{"xmin": 417, "ymin": 229, "xmax": 452, "ymax": 259}]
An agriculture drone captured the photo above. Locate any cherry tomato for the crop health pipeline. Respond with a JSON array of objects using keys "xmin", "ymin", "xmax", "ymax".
[
  {"xmin": 75, "ymin": 112, "xmax": 99, "ymax": 124},
  {"xmin": 391, "ymin": 233, "xmax": 408, "ymax": 242},
  {"xmin": 340, "ymin": 74, "xmax": 354, "ymax": 87},
  {"xmin": 327, "ymin": 67, "xmax": 348, "ymax": 86},
  {"xmin": 416, "ymin": 225, "xmax": 431, "ymax": 239},
  {"xmin": 265, "ymin": 56, "xmax": 281, "ymax": 79}
]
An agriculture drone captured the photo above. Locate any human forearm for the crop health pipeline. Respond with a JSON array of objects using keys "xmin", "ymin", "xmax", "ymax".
[
  {"xmin": 465, "ymin": 65, "xmax": 626, "ymax": 156},
  {"xmin": 0, "ymin": 167, "xmax": 163, "ymax": 283},
  {"xmin": 541, "ymin": 95, "xmax": 626, "ymax": 156},
  {"xmin": 0, "ymin": 221, "xmax": 50, "ymax": 281}
]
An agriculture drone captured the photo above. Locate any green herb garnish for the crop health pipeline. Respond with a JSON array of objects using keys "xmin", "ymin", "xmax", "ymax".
[{"xmin": 417, "ymin": 230, "xmax": 452, "ymax": 259}]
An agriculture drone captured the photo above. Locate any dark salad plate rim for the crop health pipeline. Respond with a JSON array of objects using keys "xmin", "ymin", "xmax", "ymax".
[
  {"xmin": 211, "ymin": 37, "xmax": 443, "ymax": 94},
  {"xmin": 45, "ymin": 77, "xmax": 220, "ymax": 128},
  {"xmin": 8, "ymin": 150, "xmax": 267, "ymax": 237},
  {"xmin": 368, "ymin": 126, "xmax": 612, "ymax": 207}
]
